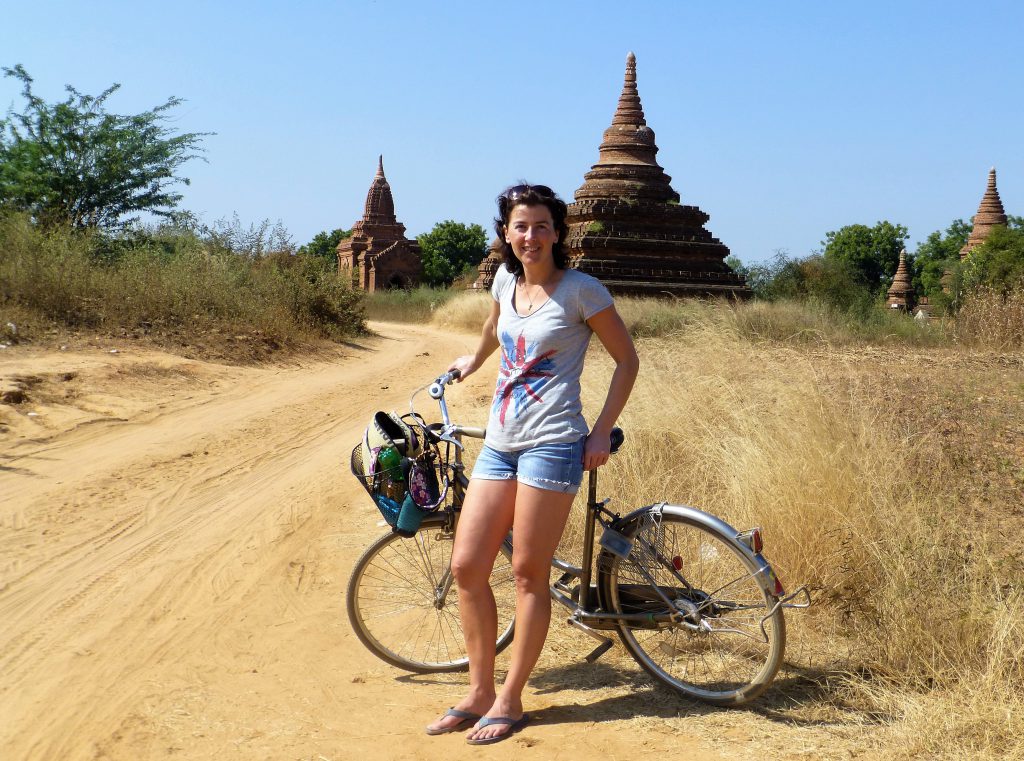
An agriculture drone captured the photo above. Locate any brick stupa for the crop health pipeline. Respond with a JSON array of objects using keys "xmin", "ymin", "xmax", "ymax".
[
  {"xmin": 563, "ymin": 53, "xmax": 750, "ymax": 297},
  {"xmin": 337, "ymin": 156, "xmax": 423, "ymax": 292},
  {"xmin": 960, "ymin": 167, "xmax": 1007, "ymax": 259},
  {"xmin": 886, "ymin": 249, "xmax": 915, "ymax": 310}
]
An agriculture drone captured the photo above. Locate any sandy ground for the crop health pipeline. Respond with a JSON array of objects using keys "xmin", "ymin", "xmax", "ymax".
[{"xmin": 0, "ymin": 323, "xmax": 864, "ymax": 761}]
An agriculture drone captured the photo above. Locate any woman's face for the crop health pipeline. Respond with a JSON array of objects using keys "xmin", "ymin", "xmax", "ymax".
[{"xmin": 504, "ymin": 203, "xmax": 559, "ymax": 269}]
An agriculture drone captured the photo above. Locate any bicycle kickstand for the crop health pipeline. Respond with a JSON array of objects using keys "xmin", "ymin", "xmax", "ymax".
[{"xmin": 567, "ymin": 618, "xmax": 615, "ymax": 662}]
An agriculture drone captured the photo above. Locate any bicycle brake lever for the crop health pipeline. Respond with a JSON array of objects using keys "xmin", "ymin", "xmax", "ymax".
[{"xmin": 436, "ymin": 427, "xmax": 464, "ymax": 450}]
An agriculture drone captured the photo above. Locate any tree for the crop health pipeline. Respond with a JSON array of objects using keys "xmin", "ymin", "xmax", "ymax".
[
  {"xmin": 912, "ymin": 218, "xmax": 970, "ymax": 297},
  {"xmin": 416, "ymin": 220, "xmax": 487, "ymax": 287},
  {"xmin": 770, "ymin": 253, "xmax": 875, "ymax": 313},
  {"xmin": 963, "ymin": 225, "xmax": 1024, "ymax": 293},
  {"xmin": 299, "ymin": 228, "xmax": 352, "ymax": 261},
  {"xmin": 0, "ymin": 64, "xmax": 209, "ymax": 229},
  {"xmin": 821, "ymin": 221, "xmax": 908, "ymax": 291},
  {"xmin": 730, "ymin": 249, "xmax": 795, "ymax": 300}
]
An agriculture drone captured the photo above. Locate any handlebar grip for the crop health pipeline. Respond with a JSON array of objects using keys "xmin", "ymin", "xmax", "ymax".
[
  {"xmin": 436, "ymin": 368, "xmax": 460, "ymax": 385},
  {"xmin": 609, "ymin": 427, "xmax": 625, "ymax": 454}
]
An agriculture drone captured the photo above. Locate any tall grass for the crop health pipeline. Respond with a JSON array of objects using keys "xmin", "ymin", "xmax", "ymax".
[
  {"xmin": 0, "ymin": 214, "xmax": 365, "ymax": 348},
  {"xmin": 953, "ymin": 284, "xmax": 1024, "ymax": 349},
  {"xmin": 362, "ymin": 286, "xmax": 460, "ymax": 323},
  {"xmin": 727, "ymin": 297, "xmax": 947, "ymax": 346},
  {"xmin": 574, "ymin": 325, "xmax": 1022, "ymax": 757},
  {"xmin": 429, "ymin": 289, "xmax": 948, "ymax": 348}
]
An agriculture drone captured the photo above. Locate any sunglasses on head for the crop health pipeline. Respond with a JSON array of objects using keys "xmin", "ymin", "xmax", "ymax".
[{"xmin": 504, "ymin": 184, "xmax": 555, "ymax": 201}]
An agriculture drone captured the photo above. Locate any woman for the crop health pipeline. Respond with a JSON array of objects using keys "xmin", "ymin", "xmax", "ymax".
[{"xmin": 426, "ymin": 183, "xmax": 639, "ymax": 745}]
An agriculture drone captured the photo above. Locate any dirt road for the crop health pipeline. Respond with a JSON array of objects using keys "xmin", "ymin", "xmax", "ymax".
[{"xmin": 1, "ymin": 323, "xmax": 842, "ymax": 761}]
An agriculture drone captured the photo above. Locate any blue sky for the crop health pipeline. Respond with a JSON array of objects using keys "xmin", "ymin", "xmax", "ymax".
[{"xmin": 2, "ymin": 1, "xmax": 1021, "ymax": 264}]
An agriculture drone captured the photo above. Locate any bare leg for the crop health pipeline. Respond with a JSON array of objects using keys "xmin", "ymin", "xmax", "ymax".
[
  {"xmin": 466, "ymin": 483, "xmax": 574, "ymax": 743},
  {"xmin": 425, "ymin": 478, "xmax": 515, "ymax": 734}
]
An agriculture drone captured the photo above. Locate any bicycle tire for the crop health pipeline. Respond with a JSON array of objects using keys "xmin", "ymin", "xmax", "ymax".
[
  {"xmin": 597, "ymin": 505, "xmax": 785, "ymax": 705},
  {"xmin": 346, "ymin": 515, "xmax": 516, "ymax": 673}
]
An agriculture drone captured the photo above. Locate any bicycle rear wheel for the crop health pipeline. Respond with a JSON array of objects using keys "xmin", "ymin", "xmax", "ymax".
[
  {"xmin": 346, "ymin": 515, "xmax": 516, "ymax": 673},
  {"xmin": 598, "ymin": 505, "xmax": 785, "ymax": 705}
]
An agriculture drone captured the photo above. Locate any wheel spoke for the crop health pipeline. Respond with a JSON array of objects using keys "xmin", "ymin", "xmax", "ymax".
[{"xmin": 347, "ymin": 521, "xmax": 516, "ymax": 672}]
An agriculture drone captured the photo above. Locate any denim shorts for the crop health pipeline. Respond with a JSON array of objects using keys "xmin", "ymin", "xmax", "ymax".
[{"xmin": 472, "ymin": 436, "xmax": 586, "ymax": 494}]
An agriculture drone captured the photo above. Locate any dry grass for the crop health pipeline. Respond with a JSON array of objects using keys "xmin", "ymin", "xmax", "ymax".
[
  {"xmin": 428, "ymin": 289, "xmax": 491, "ymax": 332},
  {"xmin": 954, "ymin": 285, "xmax": 1024, "ymax": 350},
  {"xmin": 363, "ymin": 286, "xmax": 461, "ymax": 323},
  {"xmin": 433, "ymin": 294, "xmax": 1024, "ymax": 758},
  {"xmin": 431, "ymin": 288, "xmax": 949, "ymax": 348}
]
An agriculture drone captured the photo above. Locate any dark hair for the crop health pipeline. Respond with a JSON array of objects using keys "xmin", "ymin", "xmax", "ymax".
[{"xmin": 493, "ymin": 182, "xmax": 569, "ymax": 278}]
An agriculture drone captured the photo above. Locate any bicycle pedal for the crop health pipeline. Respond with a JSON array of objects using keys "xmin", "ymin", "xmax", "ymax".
[{"xmin": 552, "ymin": 579, "xmax": 575, "ymax": 595}]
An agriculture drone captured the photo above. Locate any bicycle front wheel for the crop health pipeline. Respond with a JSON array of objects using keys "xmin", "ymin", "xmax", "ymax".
[
  {"xmin": 346, "ymin": 515, "xmax": 516, "ymax": 673},
  {"xmin": 598, "ymin": 505, "xmax": 785, "ymax": 705}
]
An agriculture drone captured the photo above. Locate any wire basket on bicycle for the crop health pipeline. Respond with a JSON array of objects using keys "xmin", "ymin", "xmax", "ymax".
[{"xmin": 350, "ymin": 410, "xmax": 452, "ymax": 536}]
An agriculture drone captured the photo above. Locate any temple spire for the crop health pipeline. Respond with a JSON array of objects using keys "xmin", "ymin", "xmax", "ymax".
[
  {"xmin": 612, "ymin": 52, "xmax": 646, "ymax": 127},
  {"xmin": 961, "ymin": 166, "xmax": 1008, "ymax": 259},
  {"xmin": 574, "ymin": 52, "xmax": 677, "ymax": 203},
  {"xmin": 363, "ymin": 154, "xmax": 396, "ymax": 224}
]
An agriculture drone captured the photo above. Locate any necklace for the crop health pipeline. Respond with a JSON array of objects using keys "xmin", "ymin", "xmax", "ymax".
[{"xmin": 520, "ymin": 278, "xmax": 545, "ymax": 311}]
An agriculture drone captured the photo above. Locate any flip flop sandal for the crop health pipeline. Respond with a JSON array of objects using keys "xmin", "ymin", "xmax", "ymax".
[
  {"xmin": 465, "ymin": 714, "xmax": 531, "ymax": 745},
  {"xmin": 425, "ymin": 708, "xmax": 483, "ymax": 736}
]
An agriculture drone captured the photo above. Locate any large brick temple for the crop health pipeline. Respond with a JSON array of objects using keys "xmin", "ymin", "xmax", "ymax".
[
  {"xmin": 565, "ymin": 53, "xmax": 749, "ymax": 297},
  {"xmin": 337, "ymin": 156, "xmax": 423, "ymax": 292}
]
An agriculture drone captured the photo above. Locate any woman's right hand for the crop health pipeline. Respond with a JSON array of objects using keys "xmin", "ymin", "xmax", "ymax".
[{"xmin": 447, "ymin": 355, "xmax": 477, "ymax": 382}]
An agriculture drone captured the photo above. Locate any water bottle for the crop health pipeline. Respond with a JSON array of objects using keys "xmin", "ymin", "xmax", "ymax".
[{"xmin": 377, "ymin": 446, "xmax": 404, "ymax": 481}]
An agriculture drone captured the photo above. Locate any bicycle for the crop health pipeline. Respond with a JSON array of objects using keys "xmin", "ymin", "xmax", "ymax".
[{"xmin": 346, "ymin": 370, "xmax": 810, "ymax": 706}]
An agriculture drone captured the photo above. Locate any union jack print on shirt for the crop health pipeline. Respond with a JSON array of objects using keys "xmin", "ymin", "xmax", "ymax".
[{"xmin": 493, "ymin": 331, "xmax": 556, "ymax": 426}]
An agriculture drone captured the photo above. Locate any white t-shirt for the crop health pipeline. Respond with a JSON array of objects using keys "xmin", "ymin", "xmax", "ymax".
[{"xmin": 485, "ymin": 264, "xmax": 614, "ymax": 451}]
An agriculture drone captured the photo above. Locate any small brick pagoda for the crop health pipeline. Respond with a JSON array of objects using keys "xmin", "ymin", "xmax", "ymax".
[
  {"xmin": 886, "ymin": 249, "xmax": 915, "ymax": 310},
  {"xmin": 563, "ymin": 53, "xmax": 750, "ymax": 297},
  {"xmin": 960, "ymin": 167, "xmax": 1007, "ymax": 259},
  {"xmin": 337, "ymin": 156, "xmax": 423, "ymax": 292},
  {"xmin": 473, "ymin": 237, "xmax": 503, "ymax": 292}
]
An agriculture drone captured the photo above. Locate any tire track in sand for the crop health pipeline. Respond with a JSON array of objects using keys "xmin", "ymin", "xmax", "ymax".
[{"xmin": 0, "ymin": 324, "xmax": 474, "ymax": 759}]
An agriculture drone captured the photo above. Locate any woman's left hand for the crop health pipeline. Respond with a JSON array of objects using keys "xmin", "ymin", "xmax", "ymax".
[{"xmin": 583, "ymin": 430, "xmax": 611, "ymax": 471}]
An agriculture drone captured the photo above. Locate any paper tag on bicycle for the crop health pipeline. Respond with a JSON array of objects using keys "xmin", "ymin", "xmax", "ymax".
[{"xmin": 599, "ymin": 528, "xmax": 633, "ymax": 558}]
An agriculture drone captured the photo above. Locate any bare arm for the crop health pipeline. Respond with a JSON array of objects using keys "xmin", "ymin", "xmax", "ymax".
[
  {"xmin": 448, "ymin": 298, "xmax": 501, "ymax": 381},
  {"xmin": 583, "ymin": 304, "xmax": 639, "ymax": 471}
]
